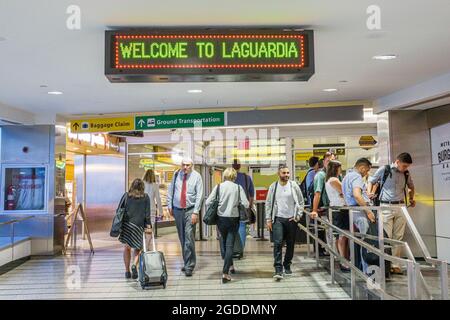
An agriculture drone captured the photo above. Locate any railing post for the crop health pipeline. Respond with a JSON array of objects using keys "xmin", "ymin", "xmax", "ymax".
[
  {"xmin": 407, "ymin": 261, "xmax": 418, "ymax": 300},
  {"xmin": 306, "ymin": 213, "xmax": 311, "ymax": 258},
  {"xmin": 329, "ymin": 208, "xmax": 335, "ymax": 284},
  {"xmin": 377, "ymin": 209, "xmax": 386, "ymax": 293},
  {"xmin": 314, "ymin": 217, "xmax": 319, "ymax": 269},
  {"xmin": 10, "ymin": 222, "xmax": 15, "ymax": 262},
  {"xmin": 440, "ymin": 261, "xmax": 449, "ymax": 300},
  {"xmin": 349, "ymin": 209, "xmax": 356, "ymax": 299}
]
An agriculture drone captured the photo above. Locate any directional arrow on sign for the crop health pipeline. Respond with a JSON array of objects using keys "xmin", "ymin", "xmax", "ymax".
[
  {"xmin": 138, "ymin": 119, "xmax": 145, "ymax": 128},
  {"xmin": 72, "ymin": 123, "xmax": 80, "ymax": 130}
]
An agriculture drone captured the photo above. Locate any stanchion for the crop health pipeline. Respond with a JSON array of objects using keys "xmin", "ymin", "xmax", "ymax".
[{"xmin": 256, "ymin": 202, "xmax": 268, "ymax": 241}]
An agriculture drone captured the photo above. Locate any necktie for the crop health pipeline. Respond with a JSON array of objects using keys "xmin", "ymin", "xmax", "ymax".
[{"xmin": 180, "ymin": 174, "xmax": 187, "ymax": 208}]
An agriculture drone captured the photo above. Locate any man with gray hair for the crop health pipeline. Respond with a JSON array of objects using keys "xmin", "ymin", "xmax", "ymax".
[{"xmin": 167, "ymin": 157, "xmax": 204, "ymax": 277}]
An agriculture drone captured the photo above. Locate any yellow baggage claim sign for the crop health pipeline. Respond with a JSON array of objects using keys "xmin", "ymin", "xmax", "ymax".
[{"xmin": 70, "ymin": 117, "xmax": 134, "ymax": 133}]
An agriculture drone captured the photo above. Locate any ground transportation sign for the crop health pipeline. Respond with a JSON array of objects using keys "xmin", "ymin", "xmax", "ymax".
[
  {"xmin": 135, "ymin": 113, "xmax": 225, "ymax": 130},
  {"xmin": 105, "ymin": 28, "xmax": 314, "ymax": 82}
]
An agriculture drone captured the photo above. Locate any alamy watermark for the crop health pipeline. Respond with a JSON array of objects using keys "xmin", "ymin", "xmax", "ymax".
[{"xmin": 170, "ymin": 123, "xmax": 282, "ymax": 167}]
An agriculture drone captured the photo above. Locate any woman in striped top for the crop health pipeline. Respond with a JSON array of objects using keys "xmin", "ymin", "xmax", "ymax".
[{"xmin": 119, "ymin": 178, "xmax": 152, "ymax": 279}]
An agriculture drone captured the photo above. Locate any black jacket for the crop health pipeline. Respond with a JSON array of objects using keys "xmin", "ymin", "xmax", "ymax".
[{"xmin": 123, "ymin": 193, "xmax": 151, "ymax": 228}]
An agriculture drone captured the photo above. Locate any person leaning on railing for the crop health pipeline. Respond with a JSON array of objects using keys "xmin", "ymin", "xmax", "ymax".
[
  {"xmin": 341, "ymin": 157, "xmax": 375, "ymax": 274},
  {"xmin": 367, "ymin": 152, "xmax": 416, "ymax": 275},
  {"xmin": 324, "ymin": 160, "xmax": 351, "ymax": 272}
]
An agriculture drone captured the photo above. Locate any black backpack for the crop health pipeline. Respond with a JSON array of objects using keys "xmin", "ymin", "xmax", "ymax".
[
  {"xmin": 361, "ymin": 221, "xmax": 392, "ymax": 278},
  {"xmin": 307, "ymin": 171, "xmax": 326, "ymax": 209},
  {"xmin": 299, "ymin": 168, "xmax": 314, "ymax": 206},
  {"xmin": 374, "ymin": 165, "xmax": 410, "ymax": 206}
]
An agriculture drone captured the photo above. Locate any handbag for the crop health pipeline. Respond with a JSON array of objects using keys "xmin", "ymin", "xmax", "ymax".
[
  {"xmin": 110, "ymin": 192, "xmax": 128, "ymax": 237},
  {"xmin": 203, "ymin": 184, "xmax": 220, "ymax": 225},
  {"xmin": 238, "ymin": 185, "xmax": 249, "ymax": 222}
]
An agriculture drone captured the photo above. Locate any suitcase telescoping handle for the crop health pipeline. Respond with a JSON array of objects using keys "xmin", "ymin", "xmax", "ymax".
[{"xmin": 142, "ymin": 227, "xmax": 157, "ymax": 253}]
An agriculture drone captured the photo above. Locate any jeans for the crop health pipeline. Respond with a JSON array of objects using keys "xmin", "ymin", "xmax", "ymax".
[
  {"xmin": 217, "ymin": 216, "xmax": 240, "ymax": 274},
  {"xmin": 238, "ymin": 221, "xmax": 247, "ymax": 248},
  {"xmin": 352, "ymin": 210, "xmax": 370, "ymax": 274},
  {"xmin": 272, "ymin": 217, "xmax": 297, "ymax": 273},
  {"xmin": 173, "ymin": 207, "xmax": 196, "ymax": 271}
]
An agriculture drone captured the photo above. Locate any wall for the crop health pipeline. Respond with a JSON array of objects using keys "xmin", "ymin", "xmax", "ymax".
[
  {"xmin": 0, "ymin": 125, "xmax": 55, "ymax": 255},
  {"xmin": 430, "ymin": 122, "xmax": 450, "ymax": 262},
  {"xmin": 389, "ymin": 111, "xmax": 436, "ymax": 257}
]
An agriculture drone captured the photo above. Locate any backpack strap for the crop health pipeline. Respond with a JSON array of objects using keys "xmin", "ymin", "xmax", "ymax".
[
  {"xmin": 403, "ymin": 170, "xmax": 410, "ymax": 205},
  {"xmin": 270, "ymin": 182, "xmax": 278, "ymax": 220},
  {"xmin": 171, "ymin": 170, "xmax": 180, "ymax": 209},
  {"xmin": 378, "ymin": 165, "xmax": 392, "ymax": 200}
]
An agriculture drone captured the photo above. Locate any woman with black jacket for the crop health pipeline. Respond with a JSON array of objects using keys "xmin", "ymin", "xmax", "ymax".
[{"xmin": 118, "ymin": 178, "xmax": 152, "ymax": 279}]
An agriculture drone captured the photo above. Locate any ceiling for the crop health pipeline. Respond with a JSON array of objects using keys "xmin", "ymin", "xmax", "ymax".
[{"xmin": 1, "ymin": 0, "xmax": 450, "ymax": 118}]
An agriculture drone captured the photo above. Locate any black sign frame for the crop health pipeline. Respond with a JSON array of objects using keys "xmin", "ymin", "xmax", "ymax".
[{"xmin": 105, "ymin": 28, "xmax": 314, "ymax": 82}]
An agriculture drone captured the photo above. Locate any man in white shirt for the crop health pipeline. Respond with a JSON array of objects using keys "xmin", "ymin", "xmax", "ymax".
[
  {"xmin": 265, "ymin": 165, "xmax": 304, "ymax": 280},
  {"xmin": 167, "ymin": 157, "xmax": 204, "ymax": 277}
]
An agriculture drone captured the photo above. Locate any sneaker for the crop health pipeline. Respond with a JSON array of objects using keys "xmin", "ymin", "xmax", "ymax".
[
  {"xmin": 181, "ymin": 267, "xmax": 186, "ymax": 272},
  {"xmin": 284, "ymin": 266, "xmax": 293, "ymax": 275},
  {"xmin": 185, "ymin": 270, "xmax": 193, "ymax": 277},
  {"xmin": 131, "ymin": 265, "xmax": 138, "ymax": 279},
  {"xmin": 125, "ymin": 271, "xmax": 132, "ymax": 279},
  {"xmin": 273, "ymin": 272, "xmax": 284, "ymax": 280}
]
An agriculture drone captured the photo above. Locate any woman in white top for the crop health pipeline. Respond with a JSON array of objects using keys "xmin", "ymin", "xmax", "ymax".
[
  {"xmin": 325, "ymin": 160, "xmax": 350, "ymax": 272},
  {"xmin": 206, "ymin": 167, "xmax": 249, "ymax": 283},
  {"xmin": 143, "ymin": 169, "xmax": 163, "ymax": 222}
]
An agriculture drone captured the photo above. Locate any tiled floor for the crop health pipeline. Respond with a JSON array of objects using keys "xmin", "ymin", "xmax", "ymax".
[{"xmin": 0, "ymin": 230, "xmax": 349, "ymax": 300}]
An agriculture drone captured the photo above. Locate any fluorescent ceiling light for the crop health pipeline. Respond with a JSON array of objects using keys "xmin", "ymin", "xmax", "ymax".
[
  {"xmin": 48, "ymin": 91, "xmax": 63, "ymax": 95},
  {"xmin": 322, "ymin": 88, "xmax": 338, "ymax": 92},
  {"xmin": 187, "ymin": 89, "xmax": 202, "ymax": 93},
  {"xmin": 372, "ymin": 54, "xmax": 397, "ymax": 60},
  {"xmin": 56, "ymin": 125, "xmax": 66, "ymax": 130}
]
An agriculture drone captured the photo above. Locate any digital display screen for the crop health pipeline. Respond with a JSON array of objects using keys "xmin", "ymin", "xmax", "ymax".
[{"xmin": 105, "ymin": 29, "xmax": 314, "ymax": 82}]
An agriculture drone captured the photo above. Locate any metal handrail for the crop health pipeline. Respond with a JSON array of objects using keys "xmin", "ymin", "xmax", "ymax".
[
  {"xmin": 0, "ymin": 215, "xmax": 35, "ymax": 262},
  {"xmin": 302, "ymin": 207, "xmax": 422, "ymax": 300},
  {"xmin": 301, "ymin": 205, "xmax": 448, "ymax": 300},
  {"xmin": 0, "ymin": 215, "xmax": 35, "ymax": 226}
]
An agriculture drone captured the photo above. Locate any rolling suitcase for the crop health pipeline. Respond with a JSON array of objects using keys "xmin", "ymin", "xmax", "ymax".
[{"xmin": 138, "ymin": 231, "xmax": 168, "ymax": 289}]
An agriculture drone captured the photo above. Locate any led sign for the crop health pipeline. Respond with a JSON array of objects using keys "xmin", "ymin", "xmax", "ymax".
[{"xmin": 105, "ymin": 29, "xmax": 314, "ymax": 82}]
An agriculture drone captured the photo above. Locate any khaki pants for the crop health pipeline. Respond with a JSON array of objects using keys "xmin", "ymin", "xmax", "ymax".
[{"xmin": 381, "ymin": 203, "xmax": 406, "ymax": 268}]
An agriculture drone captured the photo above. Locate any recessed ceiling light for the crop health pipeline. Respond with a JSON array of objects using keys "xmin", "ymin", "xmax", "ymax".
[
  {"xmin": 48, "ymin": 91, "xmax": 63, "ymax": 95},
  {"xmin": 86, "ymin": 150, "xmax": 92, "ymax": 153},
  {"xmin": 73, "ymin": 147, "xmax": 79, "ymax": 151},
  {"xmin": 323, "ymin": 88, "xmax": 338, "ymax": 92},
  {"xmin": 372, "ymin": 54, "xmax": 397, "ymax": 60},
  {"xmin": 187, "ymin": 89, "xmax": 202, "ymax": 93}
]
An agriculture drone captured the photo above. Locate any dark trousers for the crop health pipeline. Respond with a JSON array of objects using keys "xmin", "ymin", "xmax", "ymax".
[
  {"xmin": 217, "ymin": 216, "xmax": 240, "ymax": 274},
  {"xmin": 173, "ymin": 207, "xmax": 196, "ymax": 271},
  {"xmin": 272, "ymin": 217, "xmax": 297, "ymax": 273}
]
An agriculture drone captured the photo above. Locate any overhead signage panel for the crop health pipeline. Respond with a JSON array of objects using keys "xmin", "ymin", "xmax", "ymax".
[
  {"xmin": 135, "ymin": 112, "xmax": 225, "ymax": 130},
  {"xmin": 70, "ymin": 117, "xmax": 134, "ymax": 133},
  {"xmin": 105, "ymin": 29, "xmax": 314, "ymax": 82}
]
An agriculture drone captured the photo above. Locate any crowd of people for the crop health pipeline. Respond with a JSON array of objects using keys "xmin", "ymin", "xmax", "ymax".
[{"xmin": 115, "ymin": 151, "xmax": 415, "ymax": 282}]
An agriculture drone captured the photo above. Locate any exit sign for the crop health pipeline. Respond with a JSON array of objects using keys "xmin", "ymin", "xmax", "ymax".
[{"xmin": 105, "ymin": 28, "xmax": 314, "ymax": 82}]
